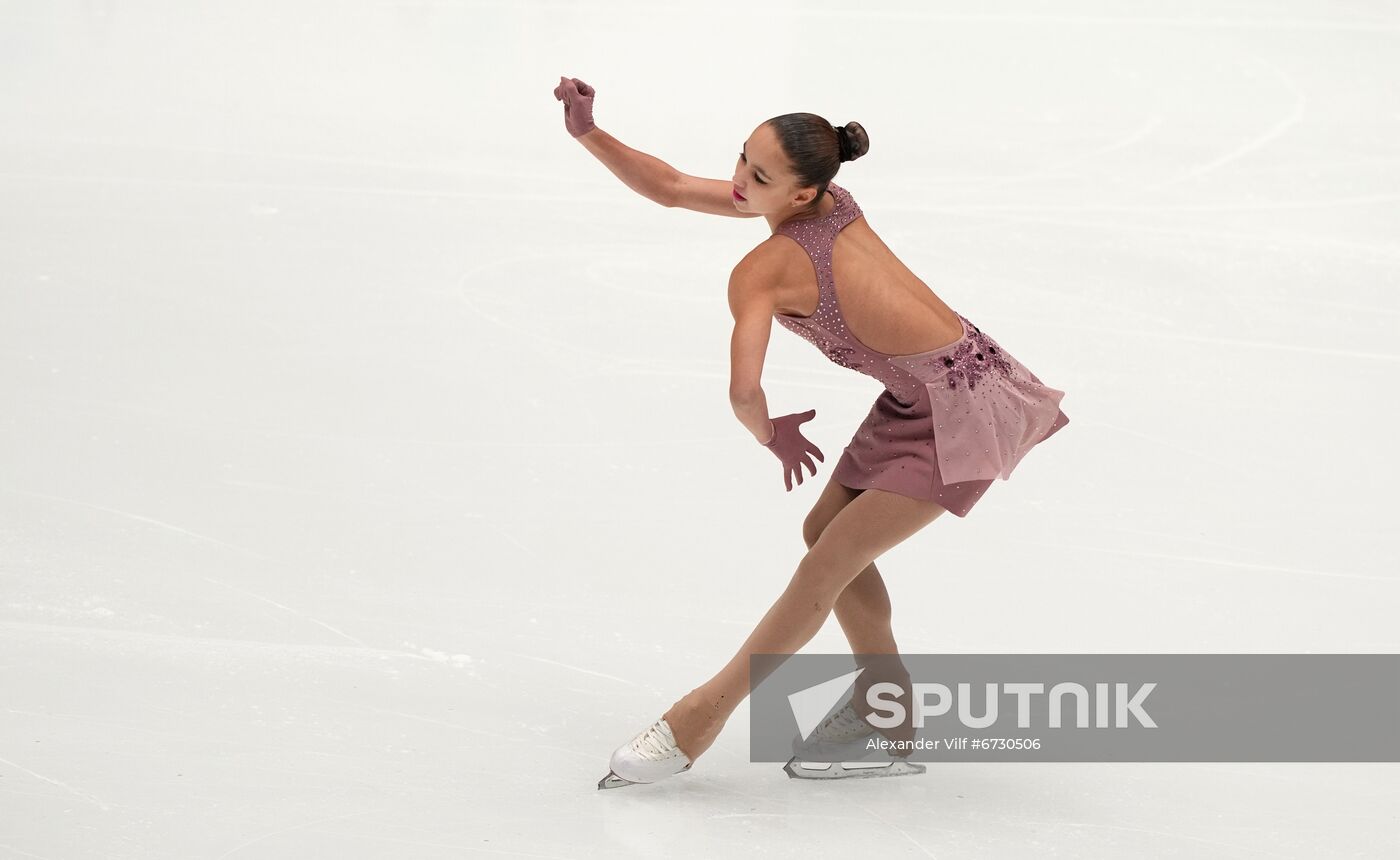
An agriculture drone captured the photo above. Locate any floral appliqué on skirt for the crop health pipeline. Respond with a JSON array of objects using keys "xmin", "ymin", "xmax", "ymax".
[{"xmin": 893, "ymin": 318, "xmax": 1067, "ymax": 486}]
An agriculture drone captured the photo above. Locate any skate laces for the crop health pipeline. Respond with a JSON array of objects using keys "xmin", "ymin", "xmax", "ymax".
[
  {"xmin": 632, "ymin": 719, "xmax": 679, "ymax": 761},
  {"xmin": 813, "ymin": 701, "xmax": 874, "ymax": 739}
]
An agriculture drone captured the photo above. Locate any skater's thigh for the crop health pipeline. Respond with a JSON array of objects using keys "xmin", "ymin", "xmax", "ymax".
[
  {"xmin": 802, "ymin": 476, "xmax": 864, "ymax": 548},
  {"xmin": 804, "ymin": 488, "xmax": 946, "ymax": 581}
]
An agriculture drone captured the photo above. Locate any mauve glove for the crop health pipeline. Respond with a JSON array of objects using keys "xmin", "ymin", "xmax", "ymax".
[
  {"xmin": 762, "ymin": 409, "xmax": 824, "ymax": 492},
  {"xmin": 553, "ymin": 76, "xmax": 596, "ymax": 138}
]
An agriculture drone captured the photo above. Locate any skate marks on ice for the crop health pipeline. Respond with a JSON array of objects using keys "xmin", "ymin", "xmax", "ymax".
[
  {"xmin": 0, "ymin": 753, "xmax": 112, "ymax": 812},
  {"xmin": 2, "ymin": 487, "xmax": 367, "ymax": 646}
]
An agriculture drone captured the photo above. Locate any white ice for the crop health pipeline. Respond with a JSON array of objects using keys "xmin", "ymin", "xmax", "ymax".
[{"xmin": 2, "ymin": 0, "xmax": 1398, "ymax": 857}]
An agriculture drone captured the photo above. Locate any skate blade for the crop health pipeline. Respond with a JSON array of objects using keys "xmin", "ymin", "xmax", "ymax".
[
  {"xmin": 597, "ymin": 770, "xmax": 635, "ymax": 790},
  {"xmin": 597, "ymin": 761, "xmax": 692, "ymax": 790},
  {"xmin": 783, "ymin": 758, "xmax": 926, "ymax": 780}
]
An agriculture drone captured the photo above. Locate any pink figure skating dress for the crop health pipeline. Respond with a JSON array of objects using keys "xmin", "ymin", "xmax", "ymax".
[{"xmin": 772, "ymin": 182, "xmax": 1070, "ymax": 517}]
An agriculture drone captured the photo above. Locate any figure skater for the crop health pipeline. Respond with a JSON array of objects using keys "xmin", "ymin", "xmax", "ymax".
[{"xmin": 552, "ymin": 76, "xmax": 1070, "ymax": 787}]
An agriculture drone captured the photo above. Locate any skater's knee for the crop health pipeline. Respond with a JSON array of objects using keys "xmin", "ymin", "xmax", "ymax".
[{"xmin": 793, "ymin": 550, "xmax": 866, "ymax": 607}]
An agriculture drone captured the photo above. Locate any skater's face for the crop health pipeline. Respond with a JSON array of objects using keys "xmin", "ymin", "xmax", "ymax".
[{"xmin": 732, "ymin": 124, "xmax": 820, "ymax": 214}]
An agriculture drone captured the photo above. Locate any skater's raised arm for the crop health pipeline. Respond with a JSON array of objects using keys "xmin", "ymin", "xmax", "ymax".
[
  {"xmin": 575, "ymin": 127, "xmax": 680, "ymax": 209},
  {"xmin": 554, "ymin": 76, "xmax": 672, "ymax": 207},
  {"xmin": 553, "ymin": 76, "xmax": 761, "ymax": 218}
]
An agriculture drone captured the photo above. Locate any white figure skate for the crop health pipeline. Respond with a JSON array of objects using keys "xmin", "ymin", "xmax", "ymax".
[
  {"xmin": 597, "ymin": 717, "xmax": 694, "ymax": 790},
  {"xmin": 784, "ymin": 699, "xmax": 926, "ymax": 781}
]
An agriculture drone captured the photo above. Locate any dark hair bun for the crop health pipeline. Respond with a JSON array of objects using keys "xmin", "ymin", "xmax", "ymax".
[{"xmin": 835, "ymin": 121, "xmax": 869, "ymax": 163}]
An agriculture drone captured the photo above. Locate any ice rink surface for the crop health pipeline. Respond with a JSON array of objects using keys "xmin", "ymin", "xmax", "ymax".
[{"xmin": 2, "ymin": 0, "xmax": 1398, "ymax": 856}]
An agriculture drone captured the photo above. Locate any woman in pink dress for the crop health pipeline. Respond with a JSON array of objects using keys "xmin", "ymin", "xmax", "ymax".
[{"xmin": 554, "ymin": 77, "xmax": 1070, "ymax": 787}]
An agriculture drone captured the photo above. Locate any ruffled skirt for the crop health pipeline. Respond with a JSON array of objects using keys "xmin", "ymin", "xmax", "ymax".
[{"xmin": 830, "ymin": 314, "xmax": 1069, "ymax": 517}]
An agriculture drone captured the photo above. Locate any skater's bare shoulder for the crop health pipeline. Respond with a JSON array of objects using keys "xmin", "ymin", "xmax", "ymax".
[{"xmin": 728, "ymin": 238, "xmax": 791, "ymax": 313}]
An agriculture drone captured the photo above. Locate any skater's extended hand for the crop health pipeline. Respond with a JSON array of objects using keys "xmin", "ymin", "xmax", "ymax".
[
  {"xmin": 761, "ymin": 409, "xmax": 824, "ymax": 492},
  {"xmin": 553, "ymin": 76, "xmax": 596, "ymax": 138}
]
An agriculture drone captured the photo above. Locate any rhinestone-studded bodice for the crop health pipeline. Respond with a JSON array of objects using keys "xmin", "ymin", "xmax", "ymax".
[
  {"xmin": 771, "ymin": 182, "xmax": 1069, "ymax": 484},
  {"xmin": 772, "ymin": 182, "xmax": 951, "ymax": 406}
]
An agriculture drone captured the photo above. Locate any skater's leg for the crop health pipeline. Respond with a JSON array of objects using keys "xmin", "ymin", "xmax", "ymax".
[
  {"xmin": 832, "ymin": 565, "xmax": 897, "ymax": 652},
  {"xmin": 663, "ymin": 488, "xmax": 947, "ymax": 761},
  {"xmin": 803, "ymin": 485, "xmax": 900, "ymax": 655},
  {"xmin": 804, "ymin": 480, "xmax": 911, "ymax": 714}
]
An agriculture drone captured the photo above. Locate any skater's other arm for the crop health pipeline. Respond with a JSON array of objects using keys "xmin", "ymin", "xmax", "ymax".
[
  {"xmin": 576, "ymin": 128, "xmax": 679, "ymax": 208},
  {"xmin": 667, "ymin": 172, "xmax": 765, "ymax": 219},
  {"xmin": 576, "ymin": 129, "xmax": 762, "ymax": 218},
  {"xmin": 728, "ymin": 243, "xmax": 784, "ymax": 443},
  {"xmin": 556, "ymin": 77, "xmax": 759, "ymax": 218}
]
